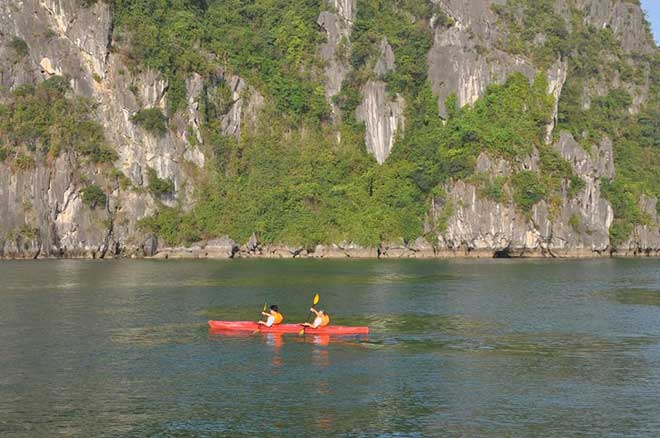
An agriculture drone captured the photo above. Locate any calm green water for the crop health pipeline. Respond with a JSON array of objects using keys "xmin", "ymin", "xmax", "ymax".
[{"xmin": 1, "ymin": 259, "xmax": 660, "ymax": 437}]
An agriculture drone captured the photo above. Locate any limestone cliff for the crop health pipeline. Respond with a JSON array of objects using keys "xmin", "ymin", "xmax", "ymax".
[
  {"xmin": 318, "ymin": 0, "xmax": 356, "ymax": 117},
  {"xmin": 0, "ymin": 0, "xmax": 658, "ymax": 259},
  {"xmin": 355, "ymin": 39, "xmax": 405, "ymax": 164},
  {"xmin": 0, "ymin": 0, "xmax": 257, "ymax": 258}
]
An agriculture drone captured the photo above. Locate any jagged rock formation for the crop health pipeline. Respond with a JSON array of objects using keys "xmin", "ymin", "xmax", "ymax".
[
  {"xmin": 213, "ymin": 72, "xmax": 264, "ymax": 138},
  {"xmin": 428, "ymin": 0, "xmax": 655, "ymax": 118},
  {"xmin": 572, "ymin": 0, "xmax": 656, "ymax": 54},
  {"xmin": 430, "ymin": 132, "xmax": 617, "ymax": 258},
  {"xmin": 625, "ymin": 196, "xmax": 660, "ymax": 256},
  {"xmin": 0, "ymin": 0, "xmax": 258, "ymax": 258},
  {"xmin": 0, "ymin": 0, "xmax": 658, "ymax": 259},
  {"xmin": 427, "ymin": 0, "xmax": 537, "ymax": 118},
  {"xmin": 544, "ymin": 59, "xmax": 568, "ymax": 143},
  {"xmin": 318, "ymin": 1, "xmax": 355, "ymax": 113},
  {"xmin": 356, "ymin": 81, "xmax": 405, "ymax": 164},
  {"xmin": 356, "ymin": 39, "xmax": 405, "ymax": 164}
]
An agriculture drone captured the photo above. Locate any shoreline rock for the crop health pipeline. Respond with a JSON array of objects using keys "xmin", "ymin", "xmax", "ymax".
[{"xmin": 2, "ymin": 240, "xmax": 658, "ymax": 260}]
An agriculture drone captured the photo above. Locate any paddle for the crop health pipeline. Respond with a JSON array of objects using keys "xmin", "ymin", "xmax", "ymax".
[
  {"xmin": 253, "ymin": 302, "xmax": 267, "ymax": 334},
  {"xmin": 299, "ymin": 293, "xmax": 320, "ymax": 335}
]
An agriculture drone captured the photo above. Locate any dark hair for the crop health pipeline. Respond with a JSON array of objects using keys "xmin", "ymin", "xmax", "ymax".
[{"xmin": 270, "ymin": 305, "xmax": 279, "ymax": 312}]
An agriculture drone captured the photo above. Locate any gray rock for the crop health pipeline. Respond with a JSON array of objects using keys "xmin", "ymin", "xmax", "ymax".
[
  {"xmin": 427, "ymin": 0, "xmax": 537, "ymax": 118},
  {"xmin": 318, "ymin": 11, "xmax": 350, "ymax": 98},
  {"xmin": 356, "ymin": 81, "xmax": 405, "ymax": 164},
  {"xmin": 218, "ymin": 73, "xmax": 264, "ymax": 138},
  {"xmin": 336, "ymin": 241, "xmax": 378, "ymax": 258},
  {"xmin": 204, "ymin": 237, "xmax": 240, "ymax": 258},
  {"xmin": 408, "ymin": 237, "xmax": 436, "ymax": 257},
  {"xmin": 374, "ymin": 38, "xmax": 395, "ymax": 77},
  {"xmin": 545, "ymin": 58, "xmax": 569, "ymax": 143},
  {"xmin": 246, "ymin": 233, "xmax": 260, "ymax": 253},
  {"xmin": 430, "ymin": 130, "xmax": 621, "ymax": 257},
  {"xmin": 317, "ymin": 3, "xmax": 354, "ymax": 118},
  {"xmin": 328, "ymin": 0, "xmax": 356, "ymax": 22},
  {"xmin": 618, "ymin": 196, "xmax": 660, "ymax": 256},
  {"xmin": 0, "ymin": 0, "xmax": 261, "ymax": 258},
  {"xmin": 572, "ymin": 0, "xmax": 656, "ymax": 54},
  {"xmin": 142, "ymin": 234, "xmax": 159, "ymax": 257},
  {"xmin": 379, "ymin": 239, "xmax": 424, "ymax": 258}
]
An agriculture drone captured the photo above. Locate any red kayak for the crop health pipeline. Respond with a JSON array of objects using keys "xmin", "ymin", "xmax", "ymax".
[{"xmin": 208, "ymin": 320, "xmax": 369, "ymax": 335}]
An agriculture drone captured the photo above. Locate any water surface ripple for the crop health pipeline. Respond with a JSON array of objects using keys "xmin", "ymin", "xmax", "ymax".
[{"xmin": 1, "ymin": 259, "xmax": 659, "ymax": 436}]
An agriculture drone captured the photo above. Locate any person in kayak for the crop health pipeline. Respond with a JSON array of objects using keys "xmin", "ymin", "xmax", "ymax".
[
  {"xmin": 258, "ymin": 305, "xmax": 284, "ymax": 327},
  {"xmin": 300, "ymin": 308, "xmax": 330, "ymax": 328}
]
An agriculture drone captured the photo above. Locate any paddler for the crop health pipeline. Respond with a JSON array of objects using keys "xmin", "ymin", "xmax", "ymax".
[
  {"xmin": 257, "ymin": 305, "xmax": 284, "ymax": 327},
  {"xmin": 300, "ymin": 308, "xmax": 330, "ymax": 329}
]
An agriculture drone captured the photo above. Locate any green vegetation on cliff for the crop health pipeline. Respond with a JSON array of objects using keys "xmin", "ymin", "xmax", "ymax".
[
  {"xmin": 113, "ymin": 0, "xmax": 328, "ymax": 121},
  {"xmin": 106, "ymin": 0, "xmax": 660, "ymax": 248},
  {"xmin": 141, "ymin": 73, "xmax": 566, "ymax": 247},
  {"xmin": 493, "ymin": 0, "xmax": 569, "ymax": 68},
  {"xmin": 9, "ymin": 36, "xmax": 29, "ymax": 63},
  {"xmin": 496, "ymin": 0, "xmax": 660, "ymax": 242},
  {"xmin": 82, "ymin": 184, "xmax": 107, "ymax": 209},
  {"xmin": 0, "ymin": 76, "xmax": 115, "ymax": 165},
  {"xmin": 131, "ymin": 108, "xmax": 168, "ymax": 136},
  {"xmin": 146, "ymin": 168, "xmax": 175, "ymax": 197},
  {"xmin": 557, "ymin": 16, "xmax": 660, "ymax": 241}
]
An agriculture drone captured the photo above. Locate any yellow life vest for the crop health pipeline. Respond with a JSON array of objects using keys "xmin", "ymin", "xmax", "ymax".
[
  {"xmin": 320, "ymin": 314, "xmax": 330, "ymax": 327},
  {"xmin": 272, "ymin": 311, "xmax": 284, "ymax": 324}
]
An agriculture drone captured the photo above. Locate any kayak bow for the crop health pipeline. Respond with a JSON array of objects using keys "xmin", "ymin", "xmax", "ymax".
[{"xmin": 208, "ymin": 320, "xmax": 369, "ymax": 335}]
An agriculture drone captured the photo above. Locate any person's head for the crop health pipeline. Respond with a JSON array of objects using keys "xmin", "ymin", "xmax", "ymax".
[{"xmin": 270, "ymin": 305, "xmax": 279, "ymax": 313}]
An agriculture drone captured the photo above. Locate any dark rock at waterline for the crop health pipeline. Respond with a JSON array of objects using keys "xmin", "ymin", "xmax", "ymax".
[
  {"xmin": 142, "ymin": 234, "xmax": 159, "ymax": 257},
  {"xmin": 246, "ymin": 233, "xmax": 260, "ymax": 253}
]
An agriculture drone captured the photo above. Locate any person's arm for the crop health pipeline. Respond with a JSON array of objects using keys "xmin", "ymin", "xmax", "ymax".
[
  {"xmin": 310, "ymin": 308, "xmax": 320, "ymax": 317},
  {"xmin": 261, "ymin": 311, "xmax": 270, "ymax": 317}
]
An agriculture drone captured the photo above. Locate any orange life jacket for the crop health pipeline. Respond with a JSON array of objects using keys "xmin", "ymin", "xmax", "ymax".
[
  {"xmin": 272, "ymin": 311, "xmax": 284, "ymax": 324},
  {"xmin": 320, "ymin": 314, "xmax": 330, "ymax": 327}
]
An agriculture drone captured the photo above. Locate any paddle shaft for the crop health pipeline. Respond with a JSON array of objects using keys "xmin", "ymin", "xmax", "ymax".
[
  {"xmin": 306, "ymin": 293, "xmax": 320, "ymax": 323},
  {"xmin": 253, "ymin": 302, "xmax": 268, "ymax": 334}
]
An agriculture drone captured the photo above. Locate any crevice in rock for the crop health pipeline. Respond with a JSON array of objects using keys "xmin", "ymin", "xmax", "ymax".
[
  {"xmin": 99, "ymin": 198, "xmax": 115, "ymax": 259},
  {"xmin": 158, "ymin": 82, "xmax": 169, "ymax": 107},
  {"xmin": 493, "ymin": 246, "xmax": 511, "ymax": 258},
  {"xmin": 104, "ymin": 3, "xmax": 115, "ymax": 77},
  {"xmin": 32, "ymin": 241, "xmax": 42, "ymax": 259}
]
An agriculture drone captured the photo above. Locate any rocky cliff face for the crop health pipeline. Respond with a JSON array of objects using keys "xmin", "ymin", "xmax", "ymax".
[
  {"xmin": 428, "ymin": 0, "xmax": 537, "ymax": 118},
  {"xmin": 0, "ymin": 0, "xmax": 256, "ymax": 258},
  {"xmin": 318, "ymin": 0, "xmax": 355, "ymax": 117},
  {"xmin": 355, "ymin": 39, "xmax": 405, "ymax": 164},
  {"xmin": 572, "ymin": 0, "xmax": 656, "ymax": 54},
  {"xmin": 0, "ymin": 0, "xmax": 658, "ymax": 259},
  {"xmin": 429, "ymin": 132, "xmax": 617, "ymax": 258},
  {"xmin": 420, "ymin": 0, "xmax": 659, "ymax": 258}
]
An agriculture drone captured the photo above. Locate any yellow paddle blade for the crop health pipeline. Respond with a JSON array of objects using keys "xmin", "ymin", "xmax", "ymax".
[
  {"xmin": 298, "ymin": 328, "xmax": 305, "ymax": 336},
  {"xmin": 262, "ymin": 302, "xmax": 268, "ymax": 312},
  {"xmin": 313, "ymin": 293, "xmax": 320, "ymax": 305}
]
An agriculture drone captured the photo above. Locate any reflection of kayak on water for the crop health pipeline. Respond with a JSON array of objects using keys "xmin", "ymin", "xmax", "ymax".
[{"xmin": 208, "ymin": 320, "xmax": 369, "ymax": 335}]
